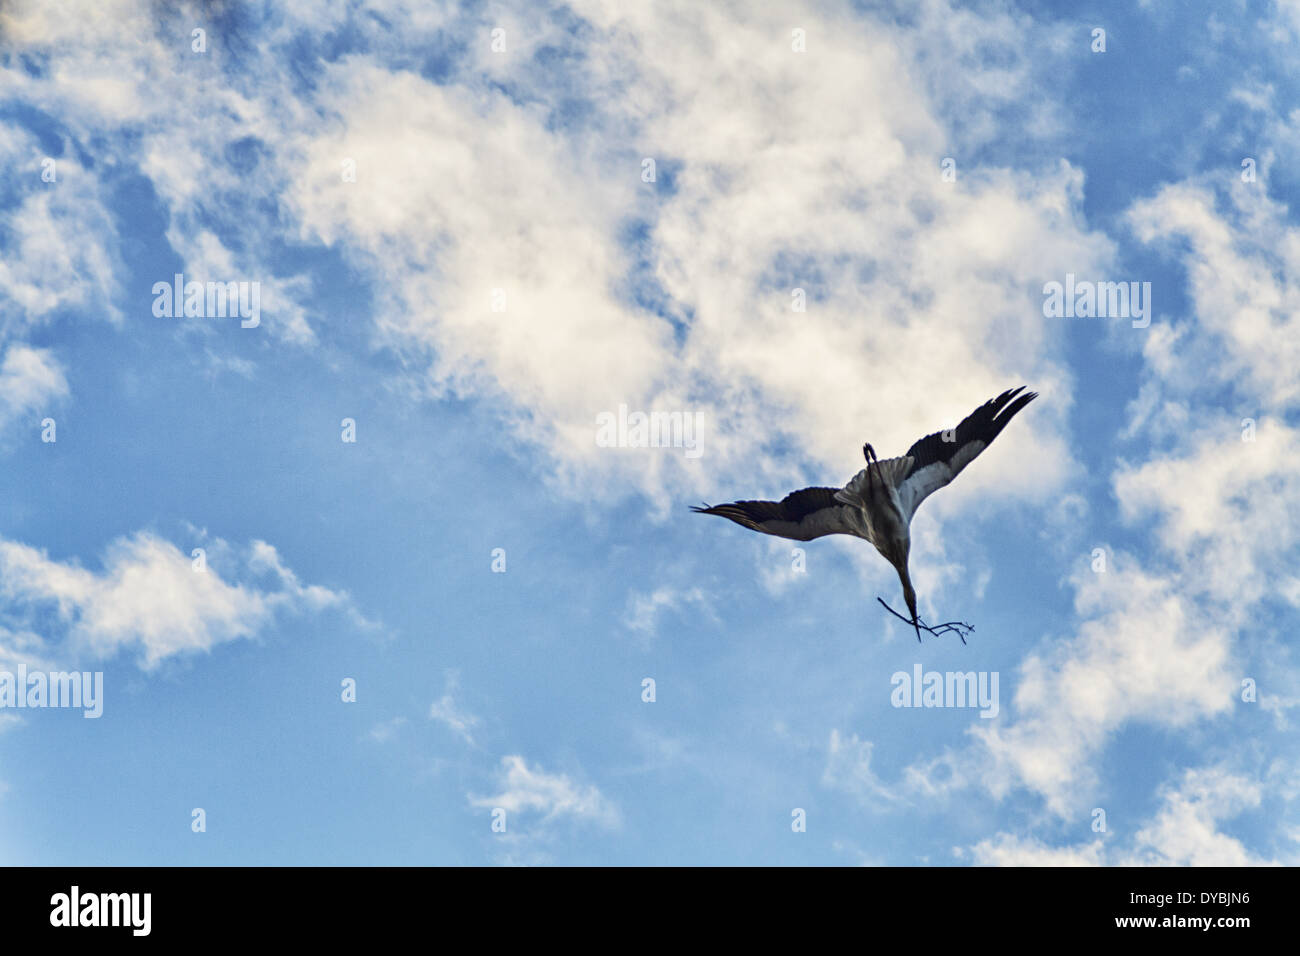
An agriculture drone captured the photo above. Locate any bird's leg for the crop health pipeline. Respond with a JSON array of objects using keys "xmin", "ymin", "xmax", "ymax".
[{"xmin": 863, "ymin": 442, "xmax": 879, "ymax": 492}]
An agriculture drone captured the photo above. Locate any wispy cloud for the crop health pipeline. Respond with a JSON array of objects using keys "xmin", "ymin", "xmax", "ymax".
[
  {"xmin": 429, "ymin": 672, "xmax": 480, "ymax": 746},
  {"xmin": 623, "ymin": 585, "xmax": 713, "ymax": 642},
  {"xmin": 469, "ymin": 755, "xmax": 618, "ymax": 830},
  {"xmin": 0, "ymin": 345, "xmax": 67, "ymax": 433},
  {"xmin": 368, "ymin": 717, "xmax": 408, "ymax": 744},
  {"xmin": 822, "ymin": 730, "xmax": 901, "ymax": 809}
]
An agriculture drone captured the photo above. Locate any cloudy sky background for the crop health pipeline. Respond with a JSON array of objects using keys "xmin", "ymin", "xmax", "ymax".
[{"xmin": 0, "ymin": 0, "xmax": 1297, "ymax": 864}]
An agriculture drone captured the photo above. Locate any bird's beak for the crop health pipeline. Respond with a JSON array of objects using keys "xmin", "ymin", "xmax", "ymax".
[{"xmin": 900, "ymin": 571, "xmax": 921, "ymax": 643}]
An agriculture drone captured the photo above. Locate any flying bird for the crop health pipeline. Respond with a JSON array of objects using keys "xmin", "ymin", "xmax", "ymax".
[{"xmin": 692, "ymin": 387, "xmax": 1038, "ymax": 642}]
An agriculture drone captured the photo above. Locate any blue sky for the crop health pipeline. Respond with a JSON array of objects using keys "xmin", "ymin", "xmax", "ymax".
[{"xmin": 0, "ymin": 0, "xmax": 1297, "ymax": 865}]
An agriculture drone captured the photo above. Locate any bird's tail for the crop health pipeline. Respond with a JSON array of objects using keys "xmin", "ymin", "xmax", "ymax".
[{"xmin": 835, "ymin": 455, "xmax": 913, "ymax": 506}]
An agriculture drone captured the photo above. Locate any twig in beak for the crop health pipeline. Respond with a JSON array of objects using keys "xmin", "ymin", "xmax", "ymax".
[{"xmin": 876, "ymin": 597, "xmax": 974, "ymax": 645}]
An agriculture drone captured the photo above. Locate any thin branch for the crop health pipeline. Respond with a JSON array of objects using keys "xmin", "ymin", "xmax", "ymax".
[{"xmin": 876, "ymin": 597, "xmax": 974, "ymax": 645}]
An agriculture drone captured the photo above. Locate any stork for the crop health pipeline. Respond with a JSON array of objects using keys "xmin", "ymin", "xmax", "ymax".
[{"xmin": 692, "ymin": 387, "xmax": 1038, "ymax": 642}]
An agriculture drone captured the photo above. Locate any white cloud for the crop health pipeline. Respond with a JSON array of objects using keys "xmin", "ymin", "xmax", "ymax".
[
  {"xmin": 0, "ymin": 133, "xmax": 121, "ymax": 327},
  {"xmin": 900, "ymin": 554, "xmax": 1236, "ymax": 816},
  {"xmin": 1115, "ymin": 421, "xmax": 1300, "ymax": 605},
  {"xmin": 1128, "ymin": 180, "xmax": 1300, "ymax": 410},
  {"xmin": 368, "ymin": 717, "xmax": 408, "ymax": 743},
  {"xmin": 1, "ymin": 0, "xmax": 1104, "ymax": 524},
  {"xmin": 428, "ymin": 672, "xmax": 480, "ymax": 745},
  {"xmin": 0, "ymin": 531, "xmax": 368, "ymax": 670},
  {"xmin": 0, "ymin": 345, "xmax": 67, "ymax": 432},
  {"xmin": 756, "ymin": 537, "xmax": 811, "ymax": 597},
  {"xmin": 469, "ymin": 755, "xmax": 618, "ymax": 829},
  {"xmin": 1, "ymin": 2, "xmax": 321, "ymax": 347},
  {"xmin": 0, "ymin": 623, "xmax": 49, "ymax": 675},
  {"xmin": 1118, "ymin": 766, "xmax": 1274, "ymax": 866},
  {"xmin": 158, "ymin": 227, "xmax": 317, "ymax": 346},
  {"xmin": 966, "ymin": 764, "xmax": 1285, "ymax": 867},
  {"xmin": 623, "ymin": 585, "xmax": 712, "ymax": 641},
  {"xmin": 965, "ymin": 835, "xmax": 1105, "ymax": 867},
  {"xmin": 1260, "ymin": 690, "xmax": 1300, "ymax": 731},
  {"xmin": 274, "ymin": 3, "xmax": 1104, "ymax": 516},
  {"xmin": 822, "ymin": 730, "xmax": 900, "ymax": 808},
  {"xmin": 889, "ymin": 169, "xmax": 1300, "ymax": 829}
]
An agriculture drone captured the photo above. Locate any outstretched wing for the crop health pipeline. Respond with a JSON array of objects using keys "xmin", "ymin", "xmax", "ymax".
[
  {"xmin": 691, "ymin": 486, "xmax": 858, "ymax": 541},
  {"xmin": 896, "ymin": 386, "xmax": 1038, "ymax": 521}
]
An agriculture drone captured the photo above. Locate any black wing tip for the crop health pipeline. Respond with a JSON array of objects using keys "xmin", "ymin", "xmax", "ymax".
[
  {"xmin": 993, "ymin": 384, "xmax": 1034, "ymax": 406},
  {"xmin": 998, "ymin": 386, "xmax": 1038, "ymax": 417},
  {"xmin": 985, "ymin": 385, "xmax": 1038, "ymax": 421},
  {"xmin": 981, "ymin": 385, "xmax": 1038, "ymax": 438},
  {"xmin": 904, "ymin": 386, "xmax": 1039, "ymax": 475},
  {"xmin": 693, "ymin": 502, "xmax": 747, "ymax": 520}
]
